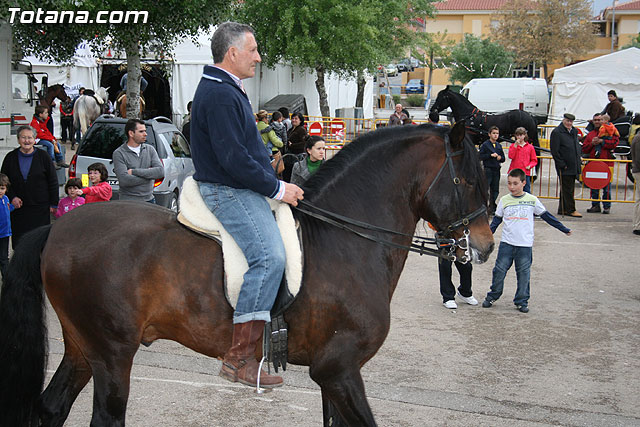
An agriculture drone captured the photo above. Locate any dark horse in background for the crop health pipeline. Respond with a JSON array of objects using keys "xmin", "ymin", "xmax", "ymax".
[
  {"xmin": 38, "ymin": 84, "xmax": 71, "ymax": 135},
  {"xmin": 431, "ymin": 86, "xmax": 541, "ymax": 152},
  {"xmin": 0, "ymin": 122, "xmax": 494, "ymax": 426}
]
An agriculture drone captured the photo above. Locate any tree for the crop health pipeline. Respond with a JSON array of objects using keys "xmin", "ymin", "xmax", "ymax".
[
  {"xmin": 491, "ymin": 0, "xmax": 596, "ymax": 81},
  {"xmin": 446, "ymin": 34, "xmax": 515, "ymax": 84},
  {"xmin": 235, "ymin": 0, "xmax": 436, "ymax": 117},
  {"xmin": 419, "ymin": 31, "xmax": 453, "ymax": 98},
  {"xmin": 7, "ymin": 0, "xmax": 230, "ymax": 118}
]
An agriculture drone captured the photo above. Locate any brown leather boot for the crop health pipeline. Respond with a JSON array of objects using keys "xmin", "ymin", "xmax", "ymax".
[{"xmin": 219, "ymin": 320, "xmax": 283, "ymax": 388}]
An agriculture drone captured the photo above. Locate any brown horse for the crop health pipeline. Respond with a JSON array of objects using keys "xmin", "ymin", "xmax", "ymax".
[
  {"xmin": 0, "ymin": 121, "xmax": 494, "ymax": 426},
  {"xmin": 116, "ymin": 91, "xmax": 145, "ymax": 118},
  {"xmin": 38, "ymin": 84, "xmax": 71, "ymax": 111}
]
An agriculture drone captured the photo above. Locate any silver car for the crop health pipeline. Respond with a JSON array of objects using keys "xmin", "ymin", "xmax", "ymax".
[{"xmin": 70, "ymin": 115, "xmax": 193, "ymax": 211}]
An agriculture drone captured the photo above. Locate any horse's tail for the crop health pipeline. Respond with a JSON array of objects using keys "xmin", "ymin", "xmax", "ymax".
[{"xmin": 0, "ymin": 225, "xmax": 52, "ymax": 426}]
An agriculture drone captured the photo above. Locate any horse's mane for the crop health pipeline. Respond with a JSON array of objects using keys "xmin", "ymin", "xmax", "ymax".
[
  {"xmin": 460, "ymin": 134, "xmax": 488, "ymax": 197},
  {"xmin": 303, "ymin": 124, "xmax": 448, "ymax": 202}
]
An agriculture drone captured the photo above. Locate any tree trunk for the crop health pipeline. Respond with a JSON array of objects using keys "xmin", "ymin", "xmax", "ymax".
[
  {"xmin": 125, "ymin": 40, "xmax": 142, "ymax": 119},
  {"xmin": 355, "ymin": 70, "xmax": 366, "ymax": 108},
  {"xmin": 543, "ymin": 62, "xmax": 549, "ymax": 84},
  {"xmin": 427, "ymin": 50, "xmax": 434, "ymax": 103},
  {"xmin": 315, "ymin": 66, "xmax": 330, "ymax": 118}
]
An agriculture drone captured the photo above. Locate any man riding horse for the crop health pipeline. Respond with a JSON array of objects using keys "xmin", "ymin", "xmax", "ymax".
[{"xmin": 190, "ymin": 22, "xmax": 304, "ymax": 388}]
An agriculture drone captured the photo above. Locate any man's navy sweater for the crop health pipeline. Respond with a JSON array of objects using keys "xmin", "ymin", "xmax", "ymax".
[{"xmin": 190, "ymin": 66, "xmax": 279, "ymax": 198}]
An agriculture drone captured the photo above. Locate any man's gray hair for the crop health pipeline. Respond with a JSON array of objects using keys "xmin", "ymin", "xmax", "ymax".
[
  {"xmin": 211, "ymin": 22, "xmax": 255, "ymax": 64},
  {"xmin": 16, "ymin": 125, "xmax": 36, "ymax": 139}
]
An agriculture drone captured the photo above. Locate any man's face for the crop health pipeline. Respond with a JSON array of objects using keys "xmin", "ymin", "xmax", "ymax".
[
  {"xmin": 38, "ymin": 110, "xmax": 49, "ymax": 120},
  {"xmin": 230, "ymin": 32, "xmax": 261, "ymax": 80},
  {"xmin": 592, "ymin": 115, "xmax": 604, "ymax": 129},
  {"xmin": 129, "ymin": 123, "xmax": 147, "ymax": 145},
  {"xmin": 395, "ymin": 104, "xmax": 402, "ymax": 113},
  {"xmin": 562, "ymin": 118, "xmax": 574, "ymax": 130}
]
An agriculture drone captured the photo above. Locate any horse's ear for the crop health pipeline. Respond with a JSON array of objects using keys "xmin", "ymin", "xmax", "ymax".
[{"xmin": 450, "ymin": 119, "xmax": 466, "ymax": 150}]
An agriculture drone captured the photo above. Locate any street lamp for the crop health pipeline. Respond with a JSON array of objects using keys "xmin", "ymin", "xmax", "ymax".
[{"xmin": 611, "ymin": 0, "xmax": 618, "ymax": 52}]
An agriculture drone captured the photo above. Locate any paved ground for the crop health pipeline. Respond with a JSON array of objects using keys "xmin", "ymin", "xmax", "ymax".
[{"xmin": 40, "ymin": 168, "xmax": 640, "ymax": 426}]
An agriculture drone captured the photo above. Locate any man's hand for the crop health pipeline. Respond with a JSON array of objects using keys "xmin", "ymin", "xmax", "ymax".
[
  {"xmin": 282, "ymin": 182, "xmax": 304, "ymax": 206},
  {"xmin": 127, "ymin": 169, "xmax": 133, "ymax": 175}
]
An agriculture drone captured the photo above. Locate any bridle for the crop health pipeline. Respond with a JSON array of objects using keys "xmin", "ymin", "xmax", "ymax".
[
  {"xmin": 293, "ymin": 134, "xmax": 486, "ymax": 263},
  {"xmin": 424, "ymin": 133, "xmax": 487, "ymax": 262}
]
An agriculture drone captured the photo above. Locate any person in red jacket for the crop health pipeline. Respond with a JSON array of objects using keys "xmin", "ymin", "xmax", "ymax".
[
  {"xmin": 30, "ymin": 105, "xmax": 68, "ymax": 169},
  {"xmin": 73, "ymin": 163, "xmax": 112, "ymax": 203},
  {"xmin": 508, "ymin": 127, "xmax": 538, "ymax": 193},
  {"xmin": 582, "ymin": 113, "xmax": 619, "ymax": 214}
]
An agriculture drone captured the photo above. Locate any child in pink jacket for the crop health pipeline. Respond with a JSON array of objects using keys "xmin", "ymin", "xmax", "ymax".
[
  {"xmin": 508, "ymin": 127, "xmax": 538, "ymax": 193},
  {"xmin": 56, "ymin": 178, "xmax": 85, "ymax": 218}
]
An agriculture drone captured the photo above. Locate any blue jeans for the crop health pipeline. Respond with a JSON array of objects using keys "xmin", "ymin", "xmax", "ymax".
[
  {"xmin": 37, "ymin": 140, "xmax": 63, "ymax": 162},
  {"xmin": 198, "ymin": 182, "xmax": 285, "ymax": 324},
  {"xmin": 524, "ymin": 175, "xmax": 531, "ymax": 194},
  {"xmin": 590, "ymin": 183, "xmax": 611, "ymax": 209},
  {"xmin": 486, "ymin": 242, "xmax": 532, "ymax": 306}
]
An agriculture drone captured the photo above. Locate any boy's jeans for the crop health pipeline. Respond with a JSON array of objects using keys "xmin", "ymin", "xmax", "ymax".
[
  {"xmin": 487, "ymin": 241, "xmax": 532, "ymax": 306},
  {"xmin": 198, "ymin": 181, "xmax": 285, "ymax": 324},
  {"xmin": 37, "ymin": 139, "xmax": 64, "ymax": 163}
]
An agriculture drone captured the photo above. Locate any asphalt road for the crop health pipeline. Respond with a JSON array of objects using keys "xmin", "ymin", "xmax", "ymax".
[{"xmin": 40, "ymin": 177, "xmax": 640, "ymax": 426}]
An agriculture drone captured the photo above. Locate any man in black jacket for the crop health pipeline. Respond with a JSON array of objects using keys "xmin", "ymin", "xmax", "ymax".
[{"xmin": 550, "ymin": 113, "xmax": 583, "ymax": 217}]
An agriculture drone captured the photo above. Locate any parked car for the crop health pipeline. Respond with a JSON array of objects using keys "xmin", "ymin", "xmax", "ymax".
[
  {"xmin": 396, "ymin": 59, "xmax": 415, "ymax": 72},
  {"xmin": 396, "ymin": 63, "xmax": 409, "ymax": 73},
  {"xmin": 70, "ymin": 115, "xmax": 194, "ymax": 212},
  {"xmin": 384, "ymin": 64, "xmax": 398, "ymax": 76},
  {"xmin": 405, "ymin": 79, "xmax": 425, "ymax": 94}
]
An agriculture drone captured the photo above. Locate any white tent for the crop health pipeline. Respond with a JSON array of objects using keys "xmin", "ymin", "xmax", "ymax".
[
  {"xmin": 23, "ymin": 30, "xmax": 374, "ymax": 136},
  {"xmin": 550, "ymin": 48, "xmax": 640, "ymax": 124},
  {"xmin": 171, "ymin": 28, "xmax": 374, "ymax": 124}
]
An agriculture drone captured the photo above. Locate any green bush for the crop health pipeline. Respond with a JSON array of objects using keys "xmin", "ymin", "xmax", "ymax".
[
  {"xmin": 406, "ymin": 95, "xmax": 425, "ymax": 107},
  {"xmin": 392, "ymin": 94, "xmax": 401, "ymax": 105}
]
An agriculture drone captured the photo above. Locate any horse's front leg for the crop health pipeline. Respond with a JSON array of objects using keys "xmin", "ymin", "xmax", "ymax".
[{"xmin": 311, "ymin": 358, "xmax": 377, "ymax": 426}]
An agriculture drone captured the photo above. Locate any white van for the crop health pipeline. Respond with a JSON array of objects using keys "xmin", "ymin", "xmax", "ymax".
[{"xmin": 461, "ymin": 78, "xmax": 549, "ymax": 124}]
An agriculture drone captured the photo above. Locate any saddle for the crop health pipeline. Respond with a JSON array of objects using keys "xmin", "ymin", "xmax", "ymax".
[{"xmin": 176, "ymin": 177, "xmax": 302, "ymax": 371}]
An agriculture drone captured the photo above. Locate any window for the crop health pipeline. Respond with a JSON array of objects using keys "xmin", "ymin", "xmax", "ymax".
[
  {"xmin": 78, "ymin": 123, "xmax": 157, "ymax": 159},
  {"xmin": 168, "ymin": 132, "xmax": 191, "ymax": 158},
  {"xmin": 12, "ymin": 73, "xmax": 30, "ymax": 100}
]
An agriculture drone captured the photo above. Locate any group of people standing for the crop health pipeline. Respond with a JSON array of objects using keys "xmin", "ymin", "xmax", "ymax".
[
  {"xmin": 0, "ymin": 118, "xmax": 163, "ymax": 284},
  {"xmin": 255, "ymin": 107, "xmax": 326, "ymax": 186}
]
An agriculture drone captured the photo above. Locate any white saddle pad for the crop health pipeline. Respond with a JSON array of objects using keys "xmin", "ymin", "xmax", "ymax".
[{"xmin": 178, "ymin": 176, "xmax": 302, "ymax": 308}]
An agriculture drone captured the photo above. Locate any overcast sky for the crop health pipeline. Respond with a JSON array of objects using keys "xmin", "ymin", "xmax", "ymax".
[{"xmin": 592, "ymin": 0, "xmax": 614, "ymax": 15}]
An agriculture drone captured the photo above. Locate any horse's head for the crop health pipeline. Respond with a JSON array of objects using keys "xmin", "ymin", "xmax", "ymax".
[
  {"xmin": 430, "ymin": 86, "xmax": 452, "ymax": 114},
  {"xmin": 418, "ymin": 121, "xmax": 494, "ymax": 263},
  {"xmin": 97, "ymin": 87, "xmax": 108, "ymax": 102},
  {"xmin": 52, "ymin": 84, "xmax": 71, "ymax": 102}
]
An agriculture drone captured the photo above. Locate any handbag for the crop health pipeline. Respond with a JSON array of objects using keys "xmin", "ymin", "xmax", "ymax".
[{"xmin": 271, "ymin": 151, "xmax": 285, "ymax": 175}]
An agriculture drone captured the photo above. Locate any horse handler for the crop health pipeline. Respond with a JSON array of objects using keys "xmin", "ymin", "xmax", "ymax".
[{"xmin": 190, "ymin": 22, "xmax": 304, "ymax": 388}]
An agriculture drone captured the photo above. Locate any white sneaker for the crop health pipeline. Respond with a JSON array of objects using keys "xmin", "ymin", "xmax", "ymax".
[
  {"xmin": 456, "ymin": 292, "xmax": 478, "ymax": 305},
  {"xmin": 443, "ymin": 300, "xmax": 458, "ymax": 309}
]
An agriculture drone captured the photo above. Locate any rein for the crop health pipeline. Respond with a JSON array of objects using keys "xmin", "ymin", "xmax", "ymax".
[{"xmin": 293, "ymin": 134, "xmax": 485, "ymax": 263}]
